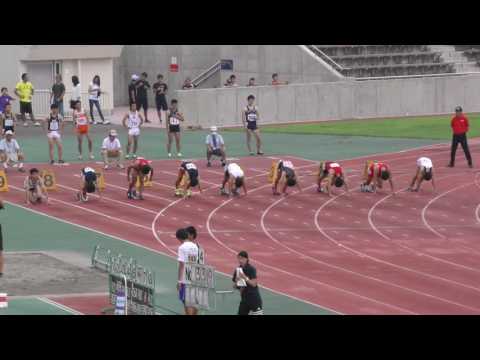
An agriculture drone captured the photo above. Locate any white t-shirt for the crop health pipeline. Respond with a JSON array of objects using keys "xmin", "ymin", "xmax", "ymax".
[
  {"xmin": 225, "ymin": 163, "xmax": 244, "ymax": 178},
  {"xmin": 177, "ymin": 241, "xmax": 199, "ymax": 284},
  {"xmin": 102, "ymin": 137, "xmax": 122, "ymax": 151},
  {"xmin": 0, "ymin": 139, "xmax": 20, "ymax": 154},
  {"xmin": 89, "ymin": 83, "xmax": 100, "ymax": 101},
  {"xmin": 72, "ymin": 84, "xmax": 81, "ymax": 102},
  {"xmin": 417, "ymin": 157, "xmax": 433, "ymax": 169}
]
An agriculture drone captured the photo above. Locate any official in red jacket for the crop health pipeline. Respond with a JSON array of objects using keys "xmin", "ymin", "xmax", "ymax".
[{"xmin": 449, "ymin": 106, "xmax": 473, "ymax": 168}]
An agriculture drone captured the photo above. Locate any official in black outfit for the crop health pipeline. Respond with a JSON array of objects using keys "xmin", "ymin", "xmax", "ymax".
[{"xmin": 232, "ymin": 251, "xmax": 263, "ymax": 315}]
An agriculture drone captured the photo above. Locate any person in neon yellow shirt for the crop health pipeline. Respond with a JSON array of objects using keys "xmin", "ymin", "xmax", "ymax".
[{"xmin": 15, "ymin": 73, "xmax": 39, "ymax": 127}]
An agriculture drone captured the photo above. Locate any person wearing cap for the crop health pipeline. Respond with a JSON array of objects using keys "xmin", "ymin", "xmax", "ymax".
[
  {"xmin": 206, "ymin": 126, "xmax": 226, "ymax": 167},
  {"xmin": 449, "ymin": 106, "xmax": 473, "ymax": 168},
  {"xmin": 232, "ymin": 251, "xmax": 263, "ymax": 315},
  {"xmin": 0, "ymin": 130, "xmax": 25, "ymax": 172},
  {"xmin": 101, "ymin": 129, "xmax": 124, "ymax": 170},
  {"xmin": 128, "ymin": 75, "xmax": 139, "ymax": 107}
]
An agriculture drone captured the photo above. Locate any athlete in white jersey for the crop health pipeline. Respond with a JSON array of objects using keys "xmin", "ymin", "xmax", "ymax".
[
  {"xmin": 43, "ymin": 103, "xmax": 64, "ymax": 165},
  {"xmin": 409, "ymin": 157, "xmax": 435, "ymax": 192},
  {"xmin": 176, "ymin": 228, "xmax": 199, "ymax": 315},
  {"xmin": 221, "ymin": 163, "xmax": 247, "ymax": 196},
  {"xmin": 122, "ymin": 103, "xmax": 144, "ymax": 159}
]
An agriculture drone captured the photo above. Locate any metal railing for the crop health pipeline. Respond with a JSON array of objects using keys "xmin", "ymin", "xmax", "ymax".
[
  {"xmin": 354, "ymin": 71, "xmax": 480, "ymax": 81},
  {"xmin": 306, "ymin": 45, "xmax": 349, "ymax": 72},
  {"xmin": 192, "ymin": 61, "xmax": 221, "ymax": 88},
  {"xmin": 11, "ymin": 90, "xmax": 112, "ymax": 118}
]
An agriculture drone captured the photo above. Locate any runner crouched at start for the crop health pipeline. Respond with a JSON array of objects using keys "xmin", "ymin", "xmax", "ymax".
[
  {"xmin": 317, "ymin": 161, "xmax": 348, "ymax": 196},
  {"xmin": 221, "ymin": 163, "xmax": 247, "ymax": 197},
  {"xmin": 408, "ymin": 157, "xmax": 435, "ymax": 192},
  {"xmin": 361, "ymin": 161, "xmax": 394, "ymax": 194},
  {"xmin": 127, "ymin": 157, "xmax": 153, "ymax": 200},
  {"xmin": 272, "ymin": 160, "xmax": 301, "ymax": 195},
  {"xmin": 77, "ymin": 166, "xmax": 102, "ymax": 202},
  {"xmin": 24, "ymin": 168, "xmax": 48, "ymax": 205},
  {"xmin": 175, "ymin": 161, "xmax": 202, "ymax": 198}
]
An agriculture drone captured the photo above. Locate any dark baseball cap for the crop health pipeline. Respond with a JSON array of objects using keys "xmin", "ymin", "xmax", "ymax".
[{"xmin": 455, "ymin": 106, "xmax": 463, "ymax": 112}]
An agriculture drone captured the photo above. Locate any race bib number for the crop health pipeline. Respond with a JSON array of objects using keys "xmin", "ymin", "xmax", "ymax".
[
  {"xmin": 247, "ymin": 113, "xmax": 257, "ymax": 122},
  {"xmin": 169, "ymin": 116, "xmax": 180, "ymax": 125},
  {"xmin": 185, "ymin": 163, "xmax": 197, "ymax": 171}
]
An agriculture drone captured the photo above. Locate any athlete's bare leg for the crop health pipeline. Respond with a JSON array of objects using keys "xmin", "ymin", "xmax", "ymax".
[
  {"xmin": 246, "ymin": 130, "xmax": 252, "ymax": 153},
  {"xmin": 174, "ymin": 133, "xmax": 181, "ymax": 154}
]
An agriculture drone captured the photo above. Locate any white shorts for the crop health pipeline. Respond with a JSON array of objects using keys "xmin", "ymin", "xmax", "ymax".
[
  {"xmin": 3, "ymin": 152, "xmax": 18, "ymax": 163},
  {"xmin": 128, "ymin": 128, "xmax": 140, "ymax": 137},
  {"xmin": 47, "ymin": 131, "xmax": 62, "ymax": 140}
]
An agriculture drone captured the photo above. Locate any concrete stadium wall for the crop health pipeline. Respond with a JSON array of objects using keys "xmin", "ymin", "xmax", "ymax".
[
  {"xmin": 174, "ymin": 74, "xmax": 480, "ymax": 128},
  {"xmin": 113, "ymin": 45, "xmax": 342, "ymax": 106}
]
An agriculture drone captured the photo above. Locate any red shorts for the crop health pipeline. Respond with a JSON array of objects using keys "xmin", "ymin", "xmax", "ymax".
[{"xmin": 76, "ymin": 125, "xmax": 89, "ymax": 135}]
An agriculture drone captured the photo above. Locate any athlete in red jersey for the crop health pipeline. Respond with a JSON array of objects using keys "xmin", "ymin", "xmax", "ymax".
[
  {"xmin": 127, "ymin": 157, "xmax": 153, "ymax": 200},
  {"xmin": 362, "ymin": 161, "xmax": 394, "ymax": 194},
  {"xmin": 317, "ymin": 161, "xmax": 348, "ymax": 196}
]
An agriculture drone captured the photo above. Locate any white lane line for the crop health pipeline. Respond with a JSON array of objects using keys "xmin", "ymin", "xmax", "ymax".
[{"xmin": 37, "ymin": 297, "xmax": 83, "ymax": 315}]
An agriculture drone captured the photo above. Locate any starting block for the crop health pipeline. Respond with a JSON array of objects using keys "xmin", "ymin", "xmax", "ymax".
[
  {"xmin": 0, "ymin": 170, "xmax": 9, "ymax": 192},
  {"xmin": 95, "ymin": 168, "xmax": 106, "ymax": 190},
  {"xmin": 41, "ymin": 169, "xmax": 57, "ymax": 191},
  {"xmin": 268, "ymin": 161, "xmax": 278, "ymax": 184},
  {"xmin": 136, "ymin": 173, "xmax": 152, "ymax": 189}
]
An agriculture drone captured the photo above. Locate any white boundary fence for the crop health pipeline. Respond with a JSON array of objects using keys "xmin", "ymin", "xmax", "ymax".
[
  {"xmin": 10, "ymin": 90, "xmax": 112, "ymax": 118},
  {"xmin": 175, "ymin": 73, "xmax": 480, "ymax": 129}
]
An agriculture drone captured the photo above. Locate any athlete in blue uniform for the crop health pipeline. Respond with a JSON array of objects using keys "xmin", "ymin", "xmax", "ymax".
[
  {"xmin": 77, "ymin": 166, "xmax": 102, "ymax": 202},
  {"xmin": 242, "ymin": 95, "xmax": 263, "ymax": 156}
]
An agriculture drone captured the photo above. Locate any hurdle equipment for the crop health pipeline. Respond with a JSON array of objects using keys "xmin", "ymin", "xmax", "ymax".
[
  {"xmin": 95, "ymin": 168, "xmax": 106, "ymax": 190},
  {"xmin": 0, "ymin": 170, "xmax": 8, "ymax": 192},
  {"xmin": 41, "ymin": 169, "xmax": 57, "ymax": 191}
]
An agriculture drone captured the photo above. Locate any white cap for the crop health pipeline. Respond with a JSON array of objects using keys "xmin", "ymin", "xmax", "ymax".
[
  {"xmin": 109, "ymin": 129, "xmax": 118, "ymax": 136},
  {"xmin": 210, "ymin": 126, "xmax": 218, "ymax": 132},
  {"xmin": 131, "ymin": 74, "xmax": 139, "ymax": 81},
  {"xmin": 4, "ymin": 130, "xmax": 13, "ymax": 135}
]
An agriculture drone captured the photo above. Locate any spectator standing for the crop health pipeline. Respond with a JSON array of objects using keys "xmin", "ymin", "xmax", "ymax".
[
  {"xmin": 232, "ymin": 251, "xmax": 263, "ymax": 315},
  {"xmin": 50, "ymin": 75, "xmax": 66, "ymax": 117},
  {"xmin": 176, "ymin": 228, "xmax": 199, "ymax": 315},
  {"xmin": 242, "ymin": 95, "xmax": 264, "ymax": 155},
  {"xmin": 135, "ymin": 72, "xmax": 151, "ymax": 123},
  {"xmin": 88, "ymin": 75, "xmax": 109, "ymax": 125},
  {"xmin": 247, "ymin": 78, "xmax": 256, "ymax": 87},
  {"xmin": 15, "ymin": 73, "xmax": 39, "ymax": 127},
  {"xmin": 166, "ymin": 99, "xmax": 184, "ymax": 158},
  {"xmin": 206, "ymin": 126, "xmax": 226, "ymax": 167},
  {"xmin": 0, "ymin": 87, "xmax": 15, "ymax": 115},
  {"xmin": 44, "ymin": 103, "xmax": 64, "ymax": 165},
  {"xmin": 128, "ymin": 75, "xmax": 139, "ymax": 106},
  {"xmin": 448, "ymin": 106, "xmax": 473, "ymax": 168},
  {"xmin": 182, "ymin": 77, "xmax": 196, "ymax": 90},
  {"xmin": 70, "ymin": 76, "xmax": 82, "ymax": 110},
  {"xmin": 153, "ymin": 74, "xmax": 168, "ymax": 124},
  {"xmin": 272, "ymin": 73, "xmax": 289, "ymax": 85}
]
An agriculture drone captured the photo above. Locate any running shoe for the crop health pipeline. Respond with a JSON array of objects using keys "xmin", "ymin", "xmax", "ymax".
[
  {"xmin": 103, "ymin": 120, "xmax": 111, "ymax": 125},
  {"xmin": 177, "ymin": 153, "xmax": 182, "ymax": 157},
  {"xmin": 117, "ymin": 163, "xmax": 124, "ymax": 169},
  {"xmin": 168, "ymin": 153, "xmax": 172, "ymax": 158},
  {"xmin": 50, "ymin": 160, "xmax": 55, "ymax": 165},
  {"xmin": 104, "ymin": 164, "xmax": 109, "ymax": 170},
  {"xmin": 23, "ymin": 122, "xmax": 28, "ymax": 127},
  {"xmin": 34, "ymin": 122, "xmax": 41, "ymax": 127},
  {"xmin": 207, "ymin": 162, "xmax": 212, "ymax": 167},
  {"xmin": 89, "ymin": 154, "xmax": 95, "ymax": 160},
  {"xmin": 132, "ymin": 154, "xmax": 137, "ymax": 159},
  {"xmin": 145, "ymin": 119, "xmax": 151, "ymax": 123},
  {"xmin": 127, "ymin": 191, "xmax": 134, "ymax": 199},
  {"xmin": 257, "ymin": 151, "xmax": 264, "ymax": 156},
  {"xmin": 78, "ymin": 154, "xmax": 83, "ymax": 160},
  {"xmin": 18, "ymin": 167, "xmax": 26, "ymax": 173},
  {"xmin": 249, "ymin": 152, "xmax": 255, "ymax": 156},
  {"xmin": 58, "ymin": 160, "xmax": 65, "ymax": 164},
  {"xmin": 125, "ymin": 154, "xmax": 130, "ymax": 160}
]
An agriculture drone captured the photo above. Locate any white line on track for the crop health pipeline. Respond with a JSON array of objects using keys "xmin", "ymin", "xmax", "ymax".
[{"xmin": 37, "ymin": 297, "xmax": 84, "ymax": 315}]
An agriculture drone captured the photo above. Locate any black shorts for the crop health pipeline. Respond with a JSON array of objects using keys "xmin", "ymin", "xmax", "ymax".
[
  {"xmin": 0, "ymin": 224, "xmax": 3, "ymax": 251},
  {"xmin": 4, "ymin": 126, "xmax": 14, "ymax": 133},
  {"xmin": 20, "ymin": 102, "xmax": 33, "ymax": 115},
  {"xmin": 247, "ymin": 121, "xmax": 258, "ymax": 131},
  {"xmin": 169, "ymin": 125, "xmax": 181, "ymax": 133},
  {"xmin": 155, "ymin": 95, "xmax": 168, "ymax": 111},
  {"xmin": 238, "ymin": 299, "xmax": 263, "ymax": 315},
  {"xmin": 187, "ymin": 169, "xmax": 199, "ymax": 187},
  {"xmin": 210, "ymin": 149, "xmax": 223, "ymax": 156},
  {"xmin": 136, "ymin": 97, "xmax": 148, "ymax": 111}
]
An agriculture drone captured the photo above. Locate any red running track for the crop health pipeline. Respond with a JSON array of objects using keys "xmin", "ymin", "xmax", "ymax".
[{"xmin": 3, "ymin": 142, "xmax": 480, "ymax": 314}]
